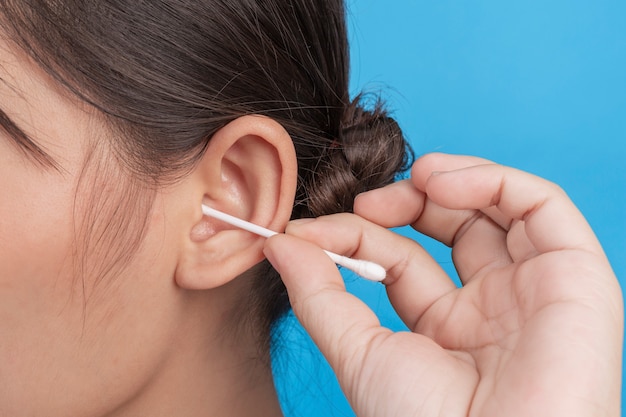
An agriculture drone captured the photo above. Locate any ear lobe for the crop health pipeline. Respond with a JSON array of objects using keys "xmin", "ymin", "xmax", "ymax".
[{"xmin": 174, "ymin": 115, "xmax": 297, "ymax": 290}]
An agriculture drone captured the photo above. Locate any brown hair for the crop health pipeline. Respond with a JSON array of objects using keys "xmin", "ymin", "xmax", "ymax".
[{"xmin": 0, "ymin": 0, "xmax": 412, "ymax": 352}]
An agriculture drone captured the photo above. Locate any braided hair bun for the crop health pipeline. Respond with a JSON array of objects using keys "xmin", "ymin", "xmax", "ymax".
[{"xmin": 307, "ymin": 94, "xmax": 412, "ymax": 216}]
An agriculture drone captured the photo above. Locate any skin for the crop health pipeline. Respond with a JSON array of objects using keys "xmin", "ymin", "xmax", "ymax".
[
  {"xmin": 1, "ymin": 25, "xmax": 621, "ymax": 417},
  {"xmin": 0, "ymin": 40, "xmax": 294, "ymax": 416},
  {"xmin": 265, "ymin": 153, "xmax": 624, "ymax": 417}
]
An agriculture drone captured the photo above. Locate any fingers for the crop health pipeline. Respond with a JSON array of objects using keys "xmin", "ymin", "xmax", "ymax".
[
  {"xmin": 356, "ymin": 153, "xmax": 602, "ymax": 283},
  {"xmin": 355, "ymin": 174, "xmax": 514, "ymax": 282},
  {"xmin": 409, "ymin": 153, "xmax": 494, "ymax": 192},
  {"xmin": 265, "ymin": 233, "xmax": 479, "ymax": 416},
  {"xmin": 417, "ymin": 154, "xmax": 602, "ymax": 254},
  {"xmin": 278, "ymin": 214, "xmax": 456, "ymax": 331},
  {"xmin": 263, "ymin": 233, "xmax": 388, "ymax": 380},
  {"xmin": 354, "ymin": 179, "xmax": 474, "ymax": 247},
  {"xmin": 352, "ymin": 180, "xmax": 426, "ymax": 229}
]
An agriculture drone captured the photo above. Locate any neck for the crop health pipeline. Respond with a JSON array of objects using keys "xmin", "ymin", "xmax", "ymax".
[{"xmin": 110, "ymin": 284, "xmax": 282, "ymax": 417}]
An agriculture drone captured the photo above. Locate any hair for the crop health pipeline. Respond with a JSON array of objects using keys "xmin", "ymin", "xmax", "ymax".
[{"xmin": 0, "ymin": 0, "xmax": 412, "ymax": 355}]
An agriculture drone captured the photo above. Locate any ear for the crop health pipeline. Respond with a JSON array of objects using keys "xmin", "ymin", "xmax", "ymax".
[{"xmin": 174, "ymin": 115, "xmax": 297, "ymax": 290}]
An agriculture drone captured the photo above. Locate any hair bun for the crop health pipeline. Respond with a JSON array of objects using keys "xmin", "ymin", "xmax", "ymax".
[{"xmin": 306, "ymin": 94, "xmax": 412, "ymax": 216}]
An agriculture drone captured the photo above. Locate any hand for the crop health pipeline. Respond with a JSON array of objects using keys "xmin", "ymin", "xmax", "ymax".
[{"xmin": 263, "ymin": 153, "xmax": 623, "ymax": 417}]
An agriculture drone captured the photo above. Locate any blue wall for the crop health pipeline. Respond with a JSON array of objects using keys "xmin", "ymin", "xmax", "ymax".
[{"xmin": 274, "ymin": 1, "xmax": 626, "ymax": 415}]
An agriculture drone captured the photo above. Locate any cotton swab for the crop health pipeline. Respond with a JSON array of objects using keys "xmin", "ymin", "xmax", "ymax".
[{"xmin": 201, "ymin": 205, "xmax": 387, "ymax": 282}]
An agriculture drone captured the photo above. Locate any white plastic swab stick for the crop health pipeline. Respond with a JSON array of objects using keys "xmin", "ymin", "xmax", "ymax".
[{"xmin": 201, "ymin": 205, "xmax": 386, "ymax": 282}]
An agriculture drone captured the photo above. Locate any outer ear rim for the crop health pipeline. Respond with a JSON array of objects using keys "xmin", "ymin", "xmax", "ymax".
[{"xmin": 173, "ymin": 115, "xmax": 297, "ymax": 291}]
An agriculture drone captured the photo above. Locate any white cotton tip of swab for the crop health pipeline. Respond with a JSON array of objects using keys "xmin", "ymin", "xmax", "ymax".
[
  {"xmin": 323, "ymin": 251, "xmax": 387, "ymax": 282},
  {"xmin": 201, "ymin": 204, "xmax": 387, "ymax": 282}
]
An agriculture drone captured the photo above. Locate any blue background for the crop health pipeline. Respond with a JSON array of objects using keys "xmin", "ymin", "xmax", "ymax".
[{"xmin": 273, "ymin": 0, "xmax": 626, "ymax": 415}]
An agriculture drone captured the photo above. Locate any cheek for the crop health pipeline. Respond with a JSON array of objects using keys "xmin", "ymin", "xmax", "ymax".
[
  {"xmin": 0, "ymin": 135, "xmax": 79, "ymax": 287},
  {"xmin": 0, "ymin": 162, "xmax": 82, "ymax": 412},
  {"xmin": 0, "ymin": 161, "xmax": 184, "ymax": 415},
  {"xmin": 0, "ymin": 164, "xmax": 76, "ymax": 306}
]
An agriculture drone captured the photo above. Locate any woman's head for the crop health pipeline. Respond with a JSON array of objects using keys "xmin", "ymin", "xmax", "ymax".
[{"xmin": 0, "ymin": 0, "xmax": 410, "ymax": 415}]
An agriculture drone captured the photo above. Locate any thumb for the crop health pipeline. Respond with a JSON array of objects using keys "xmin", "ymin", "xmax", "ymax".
[{"xmin": 263, "ymin": 233, "xmax": 387, "ymax": 381}]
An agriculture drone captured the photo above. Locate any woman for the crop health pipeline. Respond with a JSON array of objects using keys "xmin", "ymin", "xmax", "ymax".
[
  {"xmin": 0, "ymin": 1, "xmax": 405, "ymax": 415},
  {"xmin": 0, "ymin": 1, "xmax": 622, "ymax": 417}
]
